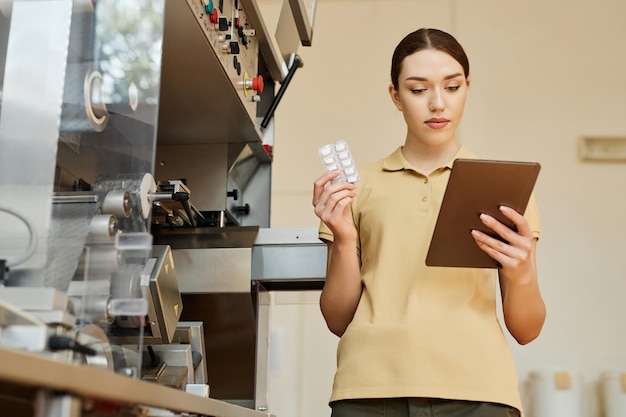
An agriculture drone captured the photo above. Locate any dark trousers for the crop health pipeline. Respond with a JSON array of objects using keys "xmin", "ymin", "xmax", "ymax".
[{"xmin": 331, "ymin": 398, "xmax": 520, "ymax": 417}]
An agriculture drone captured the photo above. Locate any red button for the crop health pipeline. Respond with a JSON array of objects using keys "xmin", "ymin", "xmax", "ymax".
[{"xmin": 252, "ymin": 76, "xmax": 264, "ymax": 93}]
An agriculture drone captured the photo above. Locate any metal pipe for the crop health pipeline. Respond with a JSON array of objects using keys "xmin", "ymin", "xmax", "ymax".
[{"xmin": 52, "ymin": 192, "xmax": 99, "ymax": 204}]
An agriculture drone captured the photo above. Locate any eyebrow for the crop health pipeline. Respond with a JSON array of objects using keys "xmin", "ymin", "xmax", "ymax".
[{"xmin": 405, "ymin": 73, "xmax": 464, "ymax": 82}]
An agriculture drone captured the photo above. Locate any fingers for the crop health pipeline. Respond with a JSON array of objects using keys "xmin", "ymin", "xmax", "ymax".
[
  {"xmin": 313, "ymin": 171, "xmax": 354, "ymax": 202},
  {"xmin": 498, "ymin": 206, "xmax": 532, "ymax": 238},
  {"xmin": 313, "ymin": 171, "xmax": 356, "ymax": 206},
  {"xmin": 313, "ymin": 171, "xmax": 357, "ymax": 236},
  {"xmin": 313, "ymin": 171, "xmax": 342, "ymax": 205},
  {"xmin": 314, "ymin": 185, "xmax": 356, "ymax": 220},
  {"xmin": 471, "ymin": 206, "xmax": 533, "ymax": 269},
  {"xmin": 477, "ymin": 206, "xmax": 531, "ymax": 245}
]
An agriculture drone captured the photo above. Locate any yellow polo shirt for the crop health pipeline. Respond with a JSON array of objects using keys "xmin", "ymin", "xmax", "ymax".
[{"xmin": 319, "ymin": 145, "xmax": 540, "ymax": 413}]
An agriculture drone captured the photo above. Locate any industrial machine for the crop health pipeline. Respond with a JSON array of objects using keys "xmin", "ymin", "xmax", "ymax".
[{"xmin": 0, "ymin": 0, "xmax": 320, "ymax": 416}]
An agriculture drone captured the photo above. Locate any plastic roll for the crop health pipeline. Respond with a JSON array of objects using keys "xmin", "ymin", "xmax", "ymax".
[
  {"xmin": 601, "ymin": 371, "xmax": 626, "ymax": 417},
  {"xmin": 527, "ymin": 370, "xmax": 583, "ymax": 417},
  {"xmin": 101, "ymin": 190, "xmax": 132, "ymax": 218},
  {"xmin": 86, "ymin": 214, "xmax": 119, "ymax": 244}
]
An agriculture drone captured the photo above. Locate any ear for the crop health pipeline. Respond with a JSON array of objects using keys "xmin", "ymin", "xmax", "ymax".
[
  {"xmin": 388, "ymin": 84, "xmax": 402, "ymax": 111},
  {"xmin": 466, "ymin": 78, "xmax": 471, "ymax": 90}
]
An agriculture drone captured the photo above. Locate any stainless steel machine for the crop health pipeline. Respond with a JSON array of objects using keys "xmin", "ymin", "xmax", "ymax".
[{"xmin": 0, "ymin": 0, "xmax": 319, "ymax": 416}]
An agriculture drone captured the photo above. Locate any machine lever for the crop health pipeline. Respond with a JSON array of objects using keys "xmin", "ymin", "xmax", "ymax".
[
  {"xmin": 149, "ymin": 191, "xmax": 189, "ymax": 203},
  {"xmin": 48, "ymin": 335, "xmax": 97, "ymax": 356},
  {"xmin": 260, "ymin": 53, "xmax": 303, "ymax": 130}
]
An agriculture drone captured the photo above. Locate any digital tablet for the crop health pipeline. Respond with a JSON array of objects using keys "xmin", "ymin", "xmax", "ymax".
[{"xmin": 425, "ymin": 158, "xmax": 541, "ymax": 269}]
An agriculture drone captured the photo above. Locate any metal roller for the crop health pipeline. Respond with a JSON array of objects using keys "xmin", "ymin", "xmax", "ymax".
[
  {"xmin": 94, "ymin": 173, "xmax": 156, "ymax": 233},
  {"xmin": 101, "ymin": 190, "xmax": 132, "ymax": 218},
  {"xmin": 86, "ymin": 214, "xmax": 119, "ymax": 244}
]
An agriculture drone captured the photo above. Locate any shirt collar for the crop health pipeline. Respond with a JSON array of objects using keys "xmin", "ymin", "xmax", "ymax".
[{"xmin": 382, "ymin": 145, "xmax": 477, "ymax": 172}]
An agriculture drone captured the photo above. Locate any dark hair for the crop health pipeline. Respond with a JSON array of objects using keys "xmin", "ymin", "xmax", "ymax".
[{"xmin": 390, "ymin": 28, "xmax": 470, "ymax": 90}]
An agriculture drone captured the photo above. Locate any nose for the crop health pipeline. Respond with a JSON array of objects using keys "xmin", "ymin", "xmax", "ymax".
[{"xmin": 429, "ymin": 88, "xmax": 445, "ymax": 112}]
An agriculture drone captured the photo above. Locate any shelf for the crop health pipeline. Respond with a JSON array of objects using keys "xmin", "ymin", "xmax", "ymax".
[{"xmin": 0, "ymin": 347, "xmax": 269, "ymax": 417}]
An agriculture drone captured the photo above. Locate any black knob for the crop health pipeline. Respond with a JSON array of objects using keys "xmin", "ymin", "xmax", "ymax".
[
  {"xmin": 233, "ymin": 204, "xmax": 250, "ymax": 215},
  {"xmin": 172, "ymin": 192, "xmax": 189, "ymax": 202},
  {"xmin": 227, "ymin": 189, "xmax": 239, "ymax": 200}
]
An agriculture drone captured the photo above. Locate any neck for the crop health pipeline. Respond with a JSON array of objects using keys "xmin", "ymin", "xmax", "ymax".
[{"xmin": 402, "ymin": 140, "xmax": 460, "ymax": 175}]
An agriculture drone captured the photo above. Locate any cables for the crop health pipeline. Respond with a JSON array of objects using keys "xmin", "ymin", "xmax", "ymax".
[{"xmin": 0, "ymin": 206, "xmax": 38, "ymax": 268}]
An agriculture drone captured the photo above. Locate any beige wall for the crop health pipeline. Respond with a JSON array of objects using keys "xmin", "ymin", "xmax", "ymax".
[{"xmin": 261, "ymin": 1, "xmax": 626, "ymax": 416}]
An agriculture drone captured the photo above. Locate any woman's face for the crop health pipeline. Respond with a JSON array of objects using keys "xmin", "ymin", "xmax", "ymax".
[{"xmin": 389, "ymin": 48, "xmax": 470, "ymax": 148}]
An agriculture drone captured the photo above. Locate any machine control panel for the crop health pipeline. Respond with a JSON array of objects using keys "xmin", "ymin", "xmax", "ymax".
[{"xmin": 187, "ymin": 0, "xmax": 263, "ymax": 120}]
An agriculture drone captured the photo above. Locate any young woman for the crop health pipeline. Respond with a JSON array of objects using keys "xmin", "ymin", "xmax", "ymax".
[{"xmin": 312, "ymin": 28, "xmax": 546, "ymax": 417}]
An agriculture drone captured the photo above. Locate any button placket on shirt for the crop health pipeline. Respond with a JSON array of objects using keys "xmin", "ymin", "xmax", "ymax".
[{"xmin": 418, "ymin": 176, "xmax": 431, "ymax": 212}]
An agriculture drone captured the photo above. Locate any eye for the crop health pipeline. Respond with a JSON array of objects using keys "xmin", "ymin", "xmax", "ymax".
[
  {"xmin": 410, "ymin": 88, "xmax": 427, "ymax": 94},
  {"xmin": 446, "ymin": 85, "xmax": 461, "ymax": 92}
]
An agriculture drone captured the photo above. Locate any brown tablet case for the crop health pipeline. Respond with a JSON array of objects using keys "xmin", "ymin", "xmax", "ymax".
[{"xmin": 425, "ymin": 158, "xmax": 541, "ymax": 268}]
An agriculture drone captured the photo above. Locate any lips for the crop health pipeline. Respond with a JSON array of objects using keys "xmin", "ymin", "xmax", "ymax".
[{"xmin": 425, "ymin": 118, "xmax": 449, "ymax": 129}]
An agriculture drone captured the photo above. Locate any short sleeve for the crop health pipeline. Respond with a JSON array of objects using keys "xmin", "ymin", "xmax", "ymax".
[
  {"xmin": 318, "ymin": 220, "xmax": 334, "ymax": 243},
  {"xmin": 524, "ymin": 193, "xmax": 541, "ymax": 239}
]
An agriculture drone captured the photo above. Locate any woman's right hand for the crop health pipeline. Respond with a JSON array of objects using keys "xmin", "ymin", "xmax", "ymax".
[
  {"xmin": 312, "ymin": 171, "xmax": 357, "ymax": 241},
  {"xmin": 314, "ymin": 171, "xmax": 361, "ymax": 336}
]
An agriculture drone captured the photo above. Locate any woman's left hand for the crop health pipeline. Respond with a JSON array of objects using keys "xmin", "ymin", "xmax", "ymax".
[
  {"xmin": 470, "ymin": 205, "xmax": 534, "ymax": 279},
  {"xmin": 472, "ymin": 205, "xmax": 545, "ymax": 344}
]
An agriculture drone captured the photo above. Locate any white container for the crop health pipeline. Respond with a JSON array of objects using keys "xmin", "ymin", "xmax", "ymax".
[
  {"xmin": 527, "ymin": 370, "xmax": 583, "ymax": 417},
  {"xmin": 601, "ymin": 371, "xmax": 626, "ymax": 417}
]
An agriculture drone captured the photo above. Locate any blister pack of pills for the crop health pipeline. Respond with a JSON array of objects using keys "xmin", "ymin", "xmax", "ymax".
[{"xmin": 318, "ymin": 140, "xmax": 360, "ymax": 184}]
